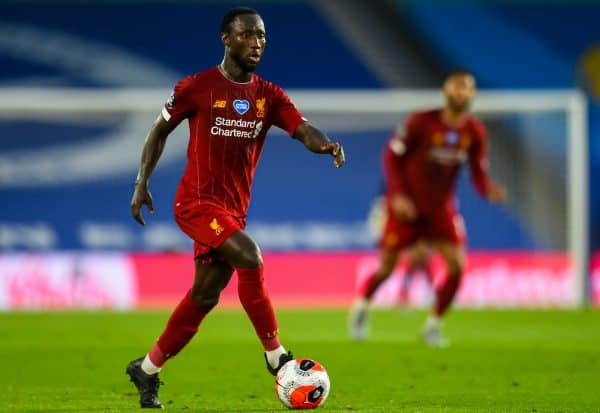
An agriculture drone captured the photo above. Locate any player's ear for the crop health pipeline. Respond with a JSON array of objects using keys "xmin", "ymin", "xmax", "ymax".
[
  {"xmin": 221, "ymin": 32, "xmax": 229, "ymax": 46},
  {"xmin": 442, "ymin": 81, "xmax": 451, "ymax": 94}
]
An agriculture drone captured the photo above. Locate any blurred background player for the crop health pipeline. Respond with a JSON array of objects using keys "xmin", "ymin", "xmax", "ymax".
[
  {"xmin": 126, "ymin": 7, "xmax": 345, "ymax": 408},
  {"xmin": 366, "ymin": 193, "xmax": 435, "ymax": 306},
  {"xmin": 397, "ymin": 241, "xmax": 434, "ymax": 305},
  {"xmin": 349, "ymin": 69, "xmax": 506, "ymax": 347}
]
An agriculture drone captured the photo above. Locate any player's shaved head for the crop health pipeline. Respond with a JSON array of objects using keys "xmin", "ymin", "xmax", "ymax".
[
  {"xmin": 443, "ymin": 69, "xmax": 476, "ymax": 113},
  {"xmin": 443, "ymin": 68, "xmax": 475, "ymax": 85},
  {"xmin": 219, "ymin": 8, "xmax": 265, "ymax": 75},
  {"xmin": 220, "ymin": 7, "xmax": 260, "ymax": 34}
]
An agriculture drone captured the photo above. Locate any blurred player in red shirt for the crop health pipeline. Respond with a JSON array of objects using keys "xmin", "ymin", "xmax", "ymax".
[
  {"xmin": 125, "ymin": 7, "xmax": 345, "ymax": 408},
  {"xmin": 350, "ymin": 70, "xmax": 505, "ymax": 347},
  {"xmin": 366, "ymin": 193, "xmax": 435, "ymax": 306}
]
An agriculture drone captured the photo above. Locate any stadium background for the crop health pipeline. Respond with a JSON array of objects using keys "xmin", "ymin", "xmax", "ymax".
[{"xmin": 0, "ymin": 0, "xmax": 598, "ymax": 309}]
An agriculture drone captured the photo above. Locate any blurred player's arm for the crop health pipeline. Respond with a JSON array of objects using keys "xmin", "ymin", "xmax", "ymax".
[
  {"xmin": 131, "ymin": 115, "xmax": 177, "ymax": 225},
  {"xmin": 469, "ymin": 124, "xmax": 506, "ymax": 203},
  {"xmin": 294, "ymin": 122, "xmax": 345, "ymax": 168},
  {"xmin": 384, "ymin": 116, "xmax": 420, "ymax": 221}
]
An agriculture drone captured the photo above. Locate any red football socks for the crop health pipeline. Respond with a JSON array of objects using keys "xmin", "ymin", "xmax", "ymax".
[
  {"xmin": 360, "ymin": 272, "xmax": 386, "ymax": 300},
  {"xmin": 434, "ymin": 275, "xmax": 461, "ymax": 316},
  {"xmin": 149, "ymin": 290, "xmax": 211, "ymax": 367},
  {"xmin": 236, "ymin": 266, "xmax": 281, "ymax": 351}
]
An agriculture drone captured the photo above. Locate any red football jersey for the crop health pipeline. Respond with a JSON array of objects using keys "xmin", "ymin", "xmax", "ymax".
[
  {"xmin": 163, "ymin": 67, "xmax": 304, "ymax": 218},
  {"xmin": 384, "ymin": 109, "xmax": 491, "ymax": 214}
]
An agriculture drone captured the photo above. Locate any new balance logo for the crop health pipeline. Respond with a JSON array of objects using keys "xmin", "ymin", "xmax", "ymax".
[{"xmin": 213, "ymin": 100, "xmax": 226, "ymax": 108}]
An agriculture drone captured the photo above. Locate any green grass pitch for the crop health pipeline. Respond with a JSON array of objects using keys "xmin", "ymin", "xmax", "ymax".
[{"xmin": 2, "ymin": 309, "xmax": 599, "ymax": 412}]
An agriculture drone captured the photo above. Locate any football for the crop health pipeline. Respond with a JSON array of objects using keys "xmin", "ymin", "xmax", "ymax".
[{"xmin": 275, "ymin": 358, "xmax": 330, "ymax": 409}]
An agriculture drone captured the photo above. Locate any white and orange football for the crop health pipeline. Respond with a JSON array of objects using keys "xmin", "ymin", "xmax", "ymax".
[{"xmin": 275, "ymin": 358, "xmax": 330, "ymax": 410}]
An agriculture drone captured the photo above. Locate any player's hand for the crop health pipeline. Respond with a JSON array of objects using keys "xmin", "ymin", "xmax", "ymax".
[
  {"xmin": 390, "ymin": 193, "xmax": 417, "ymax": 222},
  {"xmin": 487, "ymin": 182, "xmax": 507, "ymax": 203},
  {"xmin": 320, "ymin": 142, "xmax": 345, "ymax": 168},
  {"xmin": 130, "ymin": 183, "xmax": 155, "ymax": 226}
]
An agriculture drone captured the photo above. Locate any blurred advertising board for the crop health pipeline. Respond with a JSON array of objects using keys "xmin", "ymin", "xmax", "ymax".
[{"xmin": 1, "ymin": 252, "xmax": 597, "ymax": 310}]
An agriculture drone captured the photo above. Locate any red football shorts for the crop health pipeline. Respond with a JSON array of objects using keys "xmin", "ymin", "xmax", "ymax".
[
  {"xmin": 174, "ymin": 200, "xmax": 245, "ymax": 262},
  {"xmin": 379, "ymin": 208, "xmax": 466, "ymax": 250}
]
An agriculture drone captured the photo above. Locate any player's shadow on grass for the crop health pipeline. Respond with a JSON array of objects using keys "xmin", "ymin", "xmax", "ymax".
[
  {"xmin": 185, "ymin": 407, "xmax": 289, "ymax": 413},
  {"xmin": 181, "ymin": 408, "xmax": 295, "ymax": 413}
]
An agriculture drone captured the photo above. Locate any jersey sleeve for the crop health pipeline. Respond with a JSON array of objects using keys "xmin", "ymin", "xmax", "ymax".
[
  {"xmin": 269, "ymin": 84, "xmax": 305, "ymax": 137},
  {"xmin": 389, "ymin": 113, "xmax": 421, "ymax": 157},
  {"xmin": 384, "ymin": 113, "xmax": 422, "ymax": 194},
  {"xmin": 468, "ymin": 121, "xmax": 492, "ymax": 198},
  {"xmin": 161, "ymin": 75, "xmax": 196, "ymax": 126},
  {"xmin": 383, "ymin": 143, "xmax": 406, "ymax": 194}
]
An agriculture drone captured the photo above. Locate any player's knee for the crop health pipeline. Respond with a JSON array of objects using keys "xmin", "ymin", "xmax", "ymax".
[
  {"xmin": 446, "ymin": 259, "xmax": 463, "ymax": 278},
  {"xmin": 410, "ymin": 246, "xmax": 428, "ymax": 267},
  {"xmin": 377, "ymin": 266, "xmax": 394, "ymax": 280},
  {"xmin": 410, "ymin": 254, "xmax": 428, "ymax": 269},
  {"xmin": 236, "ymin": 248, "xmax": 263, "ymax": 268},
  {"xmin": 190, "ymin": 290, "xmax": 219, "ymax": 309}
]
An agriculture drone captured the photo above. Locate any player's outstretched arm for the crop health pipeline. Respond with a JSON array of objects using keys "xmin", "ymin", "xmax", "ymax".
[
  {"xmin": 468, "ymin": 125, "xmax": 507, "ymax": 204},
  {"xmin": 293, "ymin": 122, "xmax": 345, "ymax": 168},
  {"xmin": 485, "ymin": 182, "xmax": 507, "ymax": 203},
  {"xmin": 131, "ymin": 114, "xmax": 177, "ymax": 226},
  {"xmin": 470, "ymin": 161, "xmax": 506, "ymax": 204}
]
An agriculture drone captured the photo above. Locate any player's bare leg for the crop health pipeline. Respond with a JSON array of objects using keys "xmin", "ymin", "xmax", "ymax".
[
  {"xmin": 422, "ymin": 241, "xmax": 465, "ymax": 348},
  {"xmin": 397, "ymin": 241, "xmax": 430, "ymax": 306},
  {"xmin": 349, "ymin": 247, "xmax": 400, "ymax": 341},
  {"xmin": 127, "ymin": 259, "xmax": 234, "ymax": 408},
  {"xmin": 216, "ymin": 230, "xmax": 292, "ymax": 375}
]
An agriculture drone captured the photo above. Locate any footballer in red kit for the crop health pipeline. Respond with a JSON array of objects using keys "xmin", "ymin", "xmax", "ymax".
[
  {"xmin": 349, "ymin": 70, "xmax": 505, "ymax": 347},
  {"xmin": 126, "ymin": 7, "xmax": 345, "ymax": 409},
  {"xmin": 166, "ymin": 67, "xmax": 305, "ymax": 259},
  {"xmin": 381, "ymin": 107, "xmax": 489, "ymax": 248}
]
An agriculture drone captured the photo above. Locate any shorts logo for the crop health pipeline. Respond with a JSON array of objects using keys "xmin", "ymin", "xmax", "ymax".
[
  {"xmin": 213, "ymin": 100, "xmax": 226, "ymax": 108},
  {"xmin": 233, "ymin": 99, "xmax": 250, "ymax": 115},
  {"xmin": 166, "ymin": 92, "xmax": 176, "ymax": 109},
  {"xmin": 209, "ymin": 218, "xmax": 224, "ymax": 236},
  {"xmin": 256, "ymin": 97, "xmax": 266, "ymax": 118},
  {"xmin": 384, "ymin": 232, "xmax": 399, "ymax": 248}
]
